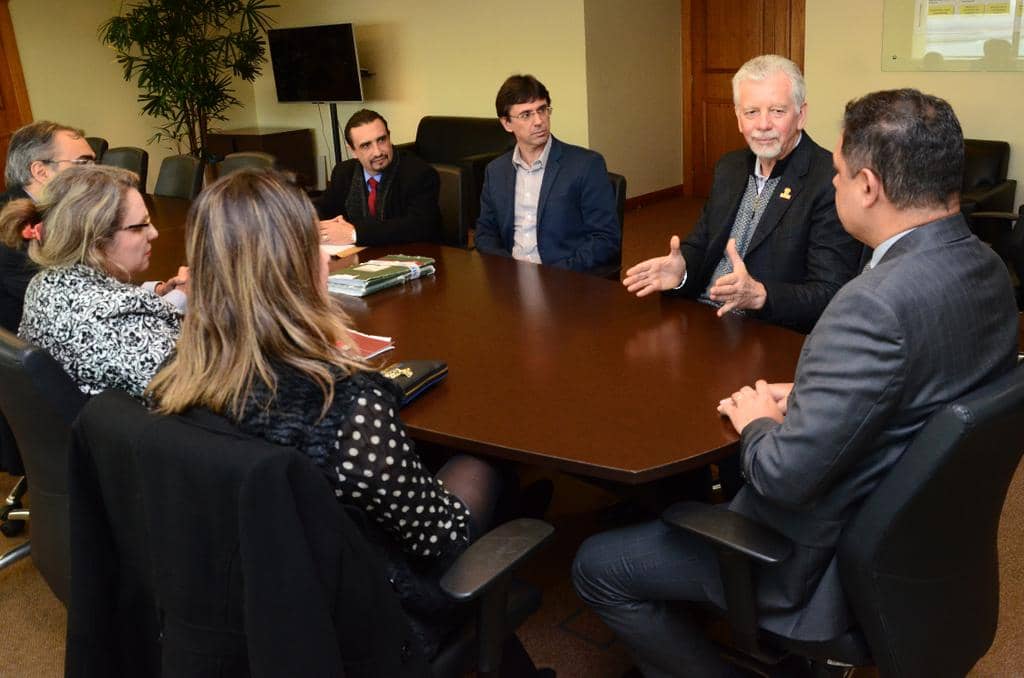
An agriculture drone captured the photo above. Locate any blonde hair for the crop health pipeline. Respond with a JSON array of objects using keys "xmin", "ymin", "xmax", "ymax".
[
  {"xmin": 149, "ymin": 168, "xmax": 367, "ymax": 419},
  {"xmin": 0, "ymin": 165, "xmax": 138, "ymax": 274}
]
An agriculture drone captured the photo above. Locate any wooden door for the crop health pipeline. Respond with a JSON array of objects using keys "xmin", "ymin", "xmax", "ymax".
[
  {"xmin": 0, "ymin": 0, "xmax": 33, "ymax": 187},
  {"xmin": 682, "ymin": 0, "xmax": 804, "ymax": 196}
]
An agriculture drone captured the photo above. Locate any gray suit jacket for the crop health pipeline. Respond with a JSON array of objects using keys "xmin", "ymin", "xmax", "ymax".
[{"xmin": 726, "ymin": 213, "xmax": 1018, "ymax": 640}]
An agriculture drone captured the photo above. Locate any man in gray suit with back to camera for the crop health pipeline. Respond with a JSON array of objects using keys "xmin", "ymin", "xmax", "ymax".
[{"xmin": 572, "ymin": 89, "xmax": 1019, "ymax": 677}]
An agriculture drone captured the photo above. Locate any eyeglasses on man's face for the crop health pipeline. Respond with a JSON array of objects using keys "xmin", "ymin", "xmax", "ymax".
[
  {"xmin": 40, "ymin": 157, "xmax": 96, "ymax": 167},
  {"xmin": 506, "ymin": 105, "xmax": 553, "ymax": 122}
]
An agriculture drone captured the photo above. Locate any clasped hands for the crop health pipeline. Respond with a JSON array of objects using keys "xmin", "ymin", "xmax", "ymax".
[
  {"xmin": 319, "ymin": 216, "xmax": 356, "ymax": 245},
  {"xmin": 622, "ymin": 236, "xmax": 767, "ymax": 316},
  {"xmin": 718, "ymin": 380, "xmax": 791, "ymax": 433}
]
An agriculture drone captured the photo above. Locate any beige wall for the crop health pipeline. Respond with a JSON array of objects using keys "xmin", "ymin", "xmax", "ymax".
[
  {"xmin": 8, "ymin": 0, "xmax": 258, "ymax": 193},
  {"xmin": 584, "ymin": 0, "xmax": 682, "ymax": 197},
  {"xmin": 805, "ymin": 0, "xmax": 1024, "ymax": 206},
  {"xmin": 252, "ymin": 0, "xmax": 590, "ymax": 189}
]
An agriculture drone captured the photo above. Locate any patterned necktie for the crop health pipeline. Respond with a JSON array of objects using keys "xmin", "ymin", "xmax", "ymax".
[{"xmin": 367, "ymin": 177, "xmax": 379, "ymax": 218}]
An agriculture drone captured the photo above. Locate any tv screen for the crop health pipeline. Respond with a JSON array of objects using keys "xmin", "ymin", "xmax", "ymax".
[{"xmin": 268, "ymin": 23, "xmax": 364, "ymax": 103}]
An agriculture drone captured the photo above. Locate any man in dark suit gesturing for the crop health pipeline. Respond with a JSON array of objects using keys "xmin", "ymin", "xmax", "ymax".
[
  {"xmin": 474, "ymin": 74, "xmax": 620, "ymax": 275},
  {"xmin": 573, "ymin": 90, "xmax": 1019, "ymax": 677},
  {"xmin": 624, "ymin": 55, "xmax": 861, "ymax": 333}
]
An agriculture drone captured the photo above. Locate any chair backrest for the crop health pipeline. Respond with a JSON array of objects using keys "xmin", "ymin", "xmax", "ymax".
[
  {"xmin": 963, "ymin": 138, "xmax": 1010, "ymax": 191},
  {"xmin": 216, "ymin": 151, "xmax": 275, "ymax": 178},
  {"xmin": 85, "ymin": 137, "xmax": 108, "ymax": 163},
  {"xmin": 0, "ymin": 328, "xmax": 87, "ymax": 603},
  {"xmin": 589, "ymin": 172, "xmax": 627, "ymax": 280},
  {"xmin": 67, "ymin": 390, "xmax": 428, "ymax": 677},
  {"xmin": 413, "ymin": 116, "xmax": 513, "ymax": 164},
  {"xmin": 153, "ymin": 154, "xmax": 204, "ymax": 200},
  {"xmin": 433, "ymin": 162, "xmax": 471, "ymax": 248},
  {"xmin": 838, "ymin": 364, "xmax": 1024, "ymax": 677},
  {"xmin": 101, "ymin": 146, "xmax": 150, "ymax": 190}
]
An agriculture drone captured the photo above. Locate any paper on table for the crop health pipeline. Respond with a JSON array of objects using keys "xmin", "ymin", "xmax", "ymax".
[
  {"xmin": 320, "ymin": 244, "xmax": 364, "ymax": 258},
  {"xmin": 340, "ymin": 329, "xmax": 395, "ymax": 360}
]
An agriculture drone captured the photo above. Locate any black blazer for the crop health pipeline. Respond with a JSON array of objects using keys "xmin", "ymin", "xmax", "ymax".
[
  {"xmin": 674, "ymin": 134, "xmax": 861, "ymax": 333},
  {"xmin": 315, "ymin": 151, "xmax": 441, "ymax": 246},
  {"xmin": 66, "ymin": 390, "xmax": 429, "ymax": 678},
  {"xmin": 0, "ymin": 184, "xmax": 35, "ymax": 332}
]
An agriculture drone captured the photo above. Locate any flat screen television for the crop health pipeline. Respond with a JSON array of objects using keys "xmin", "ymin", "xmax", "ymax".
[{"xmin": 268, "ymin": 23, "xmax": 364, "ymax": 103}]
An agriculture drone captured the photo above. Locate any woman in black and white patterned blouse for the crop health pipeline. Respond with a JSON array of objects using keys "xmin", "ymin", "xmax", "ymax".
[
  {"xmin": 148, "ymin": 169, "xmax": 500, "ymax": 656},
  {"xmin": 5, "ymin": 165, "xmax": 187, "ymax": 397}
]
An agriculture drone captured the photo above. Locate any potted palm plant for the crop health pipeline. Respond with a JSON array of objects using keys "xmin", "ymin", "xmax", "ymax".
[{"xmin": 100, "ymin": 0, "xmax": 277, "ymax": 159}]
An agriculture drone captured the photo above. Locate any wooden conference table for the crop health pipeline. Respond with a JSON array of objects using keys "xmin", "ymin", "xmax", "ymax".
[{"xmin": 330, "ymin": 244, "xmax": 805, "ymax": 485}]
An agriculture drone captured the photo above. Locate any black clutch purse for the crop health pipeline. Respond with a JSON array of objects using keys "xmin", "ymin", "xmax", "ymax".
[{"xmin": 381, "ymin": 360, "xmax": 448, "ymax": 406}]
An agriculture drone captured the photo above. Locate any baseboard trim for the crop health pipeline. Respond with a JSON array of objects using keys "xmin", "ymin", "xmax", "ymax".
[{"xmin": 625, "ymin": 184, "xmax": 685, "ymax": 210}]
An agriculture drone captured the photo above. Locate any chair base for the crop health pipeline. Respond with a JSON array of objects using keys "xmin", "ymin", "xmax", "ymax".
[{"xmin": 0, "ymin": 540, "xmax": 30, "ymax": 571}]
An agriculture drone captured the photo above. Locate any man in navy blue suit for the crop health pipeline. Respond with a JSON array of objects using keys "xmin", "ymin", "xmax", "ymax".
[{"xmin": 474, "ymin": 75, "xmax": 620, "ymax": 275}]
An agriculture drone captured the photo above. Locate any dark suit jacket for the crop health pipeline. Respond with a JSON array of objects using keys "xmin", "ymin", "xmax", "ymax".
[
  {"xmin": 725, "ymin": 213, "xmax": 1018, "ymax": 640},
  {"xmin": 0, "ymin": 184, "xmax": 35, "ymax": 332},
  {"xmin": 475, "ymin": 136, "xmax": 620, "ymax": 274},
  {"xmin": 674, "ymin": 134, "xmax": 861, "ymax": 333},
  {"xmin": 315, "ymin": 151, "xmax": 441, "ymax": 246},
  {"xmin": 67, "ymin": 390, "xmax": 429, "ymax": 678}
]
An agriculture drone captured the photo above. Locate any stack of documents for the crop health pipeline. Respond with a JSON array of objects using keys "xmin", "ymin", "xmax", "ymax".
[
  {"xmin": 328, "ymin": 254, "xmax": 436, "ymax": 297},
  {"xmin": 340, "ymin": 329, "xmax": 395, "ymax": 360}
]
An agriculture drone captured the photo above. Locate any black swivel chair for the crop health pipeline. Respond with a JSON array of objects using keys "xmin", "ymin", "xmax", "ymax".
[
  {"xmin": 102, "ymin": 146, "xmax": 150, "ymax": 189},
  {"xmin": 215, "ymin": 151, "xmax": 275, "ymax": 178},
  {"xmin": 153, "ymin": 154, "xmax": 205, "ymax": 200},
  {"xmin": 0, "ymin": 328, "xmax": 87, "ymax": 602},
  {"xmin": 663, "ymin": 364, "xmax": 1024, "ymax": 676},
  {"xmin": 85, "ymin": 136, "xmax": 108, "ymax": 163},
  {"xmin": 68, "ymin": 389, "xmax": 554, "ymax": 678},
  {"xmin": 589, "ymin": 171, "xmax": 627, "ymax": 280},
  {"xmin": 435, "ymin": 163, "xmax": 472, "ymax": 248}
]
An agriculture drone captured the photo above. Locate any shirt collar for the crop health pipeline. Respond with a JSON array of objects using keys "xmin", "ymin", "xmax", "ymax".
[
  {"xmin": 362, "ymin": 169, "xmax": 383, "ymax": 185},
  {"xmin": 512, "ymin": 134, "xmax": 553, "ymax": 171},
  {"xmin": 868, "ymin": 228, "xmax": 916, "ymax": 270}
]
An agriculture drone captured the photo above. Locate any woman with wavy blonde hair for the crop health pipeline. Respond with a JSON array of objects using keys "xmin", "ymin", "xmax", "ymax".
[
  {"xmin": 11, "ymin": 164, "xmax": 185, "ymax": 396},
  {"xmin": 149, "ymin": 168, "xmax": 499, "ymax": 657}
]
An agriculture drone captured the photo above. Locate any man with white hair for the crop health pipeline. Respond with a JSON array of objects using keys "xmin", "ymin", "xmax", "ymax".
[{"xmin": 623, "ymin": 55, "xmax": 860, "ymax": 333}]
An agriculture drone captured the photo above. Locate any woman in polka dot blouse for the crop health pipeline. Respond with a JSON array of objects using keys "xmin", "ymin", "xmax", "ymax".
[{"xmin": 149, "ymin": 169, "xmax": 501, "ymax": 652}]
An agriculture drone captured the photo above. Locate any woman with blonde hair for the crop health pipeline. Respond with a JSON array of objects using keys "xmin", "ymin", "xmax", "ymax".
[
  {"xmin": 148, "ymin": 168, "xmax": 499, "ymax": 657},
  {"xmin": 10, "ymin": 164, "xmax": 185, "ymax": 396}
]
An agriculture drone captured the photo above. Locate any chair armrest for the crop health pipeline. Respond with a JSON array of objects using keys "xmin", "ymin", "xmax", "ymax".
[
  {"xmin": 439, "ymin": 518, "xmax": 554, "ymax": 603},
  {"xmin": 662, "ymin": 501, "xmax": 791, "ymax": 565}
]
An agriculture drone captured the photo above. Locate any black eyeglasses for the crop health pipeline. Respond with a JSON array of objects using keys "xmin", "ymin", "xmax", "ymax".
[
  {"xmin": 120, "ymin": 221, "xmax": 154, "ymax": 232},
  {"xmin": 40, "ymin": 158, "xmax": 96, "ymax": 167}
]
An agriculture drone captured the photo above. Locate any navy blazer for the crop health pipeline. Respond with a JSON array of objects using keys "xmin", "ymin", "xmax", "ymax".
[
  {"xmin": 475, "ymin": 136, "xmax": 620, "ymax": 274},
  {"xmin": 674, "ymin": 134, "xmax": 862, "ymax": 333}
]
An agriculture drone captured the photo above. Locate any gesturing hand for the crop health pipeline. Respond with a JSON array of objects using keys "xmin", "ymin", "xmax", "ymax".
[
  {"xmin": 622, "ymin": 235, "xmax": 687, "ymax": 297},
  {"xmin": 708, "ymin": 238, "xmax": 767, "ymax": 316}
]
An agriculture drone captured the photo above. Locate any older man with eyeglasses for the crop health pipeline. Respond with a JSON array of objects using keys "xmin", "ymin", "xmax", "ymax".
[
  {"xmin": 1, "ymin": 121, "xmax": 96, "ymax": 206},
  {"xmin": 474, "ymin": 74, "xmax": 621, "ymax": 275},
  {"xmin": 0, "ymin": 121, "xmax": 96, "ymax": 331}
]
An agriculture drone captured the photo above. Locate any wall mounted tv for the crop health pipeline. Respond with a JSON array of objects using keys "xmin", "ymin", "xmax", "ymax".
[{"xmin": 268, "ymin": 23, "xmax": 364, "ymax": 103}]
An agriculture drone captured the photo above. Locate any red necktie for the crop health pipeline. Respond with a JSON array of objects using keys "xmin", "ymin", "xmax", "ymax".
[{"xmin": 368, "ymin": 177, "xmax": 379, "ymax": 218}]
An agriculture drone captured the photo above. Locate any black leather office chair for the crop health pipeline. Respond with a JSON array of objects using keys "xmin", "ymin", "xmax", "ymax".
[
  {"xmin": 153, "ymin": 154, "xmax": 204, "ymax": 200},
  {"xmin": 663, "ymin": 364, "xmax": 1024, "ymax": 676},
  {"xmin": 102, "ymin": 146, "xmax": 150, "ymax": 189},
  {"xmin": 435, "ymin": 163, "xmax": 472, "ymax": 248},
  {"xmin": 394, "ymin": 116, "xmax": 514, "ymax": 227},
  {"xmin": 589, "ymin": 172, "xmax": 627, "ymax": 280},
  {"xmin": 0, "ymin": 327, "xmax": 87, "ymax": 601},
  {"xmin": 216, "ymin": 151, "xmax": 275, "ymax": 178},
  {"xmin": 68, "ymin": 389, "xmax": 553, "ymax": 678},
  {"xmin": 85, "ymin": 136, "xmax": 108, "ymax": 163}
]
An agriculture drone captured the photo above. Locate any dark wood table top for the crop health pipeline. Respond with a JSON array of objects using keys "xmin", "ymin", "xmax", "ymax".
[{"xmin": 331, "ymin": 244, "xmax": 806, "ymax": 484}]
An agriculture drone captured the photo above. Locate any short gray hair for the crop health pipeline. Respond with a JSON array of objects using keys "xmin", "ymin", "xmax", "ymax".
[
  {"xmin": 4, "ymin": 121, "xmax": 86, "ymax": 190},
  {"xmin": 732, "ymin": 55, "xmax": 806, "ymax": 109}
]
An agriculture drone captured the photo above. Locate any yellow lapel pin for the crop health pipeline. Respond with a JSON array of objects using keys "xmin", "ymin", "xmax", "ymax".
[{"xmin": 779, "ymin": 187, "xmax": 792, "ymax": 200}]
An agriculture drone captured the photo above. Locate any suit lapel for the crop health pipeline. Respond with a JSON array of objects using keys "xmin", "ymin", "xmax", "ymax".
[{"xmin": 746, "ymin": 136, "xmax": 811, "ymax": 255}]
